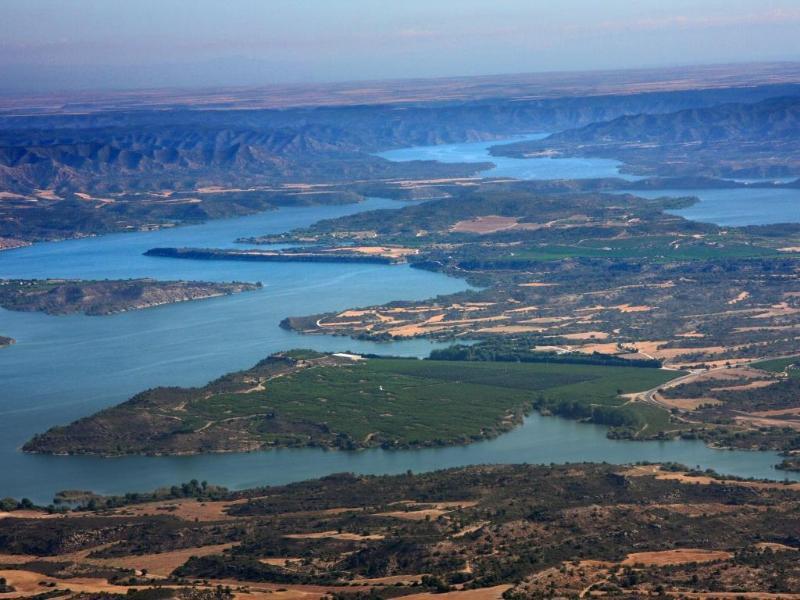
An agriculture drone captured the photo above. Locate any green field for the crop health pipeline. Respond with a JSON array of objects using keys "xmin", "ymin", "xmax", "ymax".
[
  {"xmin": 753, "ymin": 356, "xmax": 800, "ymax": 378},
  {"xmin": 188, "ymin": 358, "xmax": 682, "ymax": 446},
  {"xmin": 26, "ymin": 355, "xmax": 685, "ymax": 455}
]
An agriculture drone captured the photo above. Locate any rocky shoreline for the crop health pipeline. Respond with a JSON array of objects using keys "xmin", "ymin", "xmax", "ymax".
[
  {"xmin": 0, "ymin": 279, "xmax": 262, "ymax": 316},
  {"xmin": 144, "ymin": 247, "xmax": 402, "ymax": 264}
]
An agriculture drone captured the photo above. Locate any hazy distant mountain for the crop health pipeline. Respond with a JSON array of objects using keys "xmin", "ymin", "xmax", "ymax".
[
  {"xmin": 3, "ymin": 85, "xmax": 797, "ymax": 195},
  {"xmin": 547, "ymin": 96, "xmax": 800, "ymax": 144},
  {"xmin": 495, "ymin": 96, "xmax": 800, "ymax": 178}
]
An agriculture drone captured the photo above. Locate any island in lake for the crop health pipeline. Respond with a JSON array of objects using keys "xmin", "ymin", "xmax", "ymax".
[{"xmin": 0, "ymin": 279, "xmax": 261, "ymax": 316}]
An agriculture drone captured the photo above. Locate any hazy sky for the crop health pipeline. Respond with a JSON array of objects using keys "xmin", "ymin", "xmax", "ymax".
[{"xmin": 2, "ymin": 0, "xmax": 800, "ymax": 91}]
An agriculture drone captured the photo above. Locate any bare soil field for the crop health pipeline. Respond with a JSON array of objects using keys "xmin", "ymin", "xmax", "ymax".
[
  {"xmin": 451, "ymin": 216, "xmax": 520, "ymax": 234},
  {"xmin": 621, "ymin": 549, "xmax": 733, "ymax": 566},
  {"xmin": 400, "ymin": 584, "xmax": 512, "ymax": 600},
  {"xmin": 90, "ymin": 543, "xmax": 235, "ymax": 577},
  {"xmin": 655, "ymin": 394, "xmax": 721, "ymax": 411},
  {"xmin": 325, "ymin": 245, "xmax": 418, "ymax": 259},
  {"xmin": 108, "ymin": 498, "xmax": 249, "ymax": 521},
  {"xmin": 623, "ymin": 465, "xmax": 800, "ymax": 491},
  {"xmin": 0, "ymin": 569, "xmax": 144, "ymax": 596}
]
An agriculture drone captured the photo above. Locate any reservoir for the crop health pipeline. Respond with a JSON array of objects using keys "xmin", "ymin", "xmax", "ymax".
[
  {"xmin": 377, "ymin": 134, "xmax": 637, "ymax": 181},
  {"xmin": 1, "ymin": 141, "xmax": 799, "ymax": 504},
  {"xmin": 629, "ymin": 188, "xmax": 800, "ymax": 227},
  {"xmin": 381, "ymin": 137, "xmax": 800, "ymax": 226}
]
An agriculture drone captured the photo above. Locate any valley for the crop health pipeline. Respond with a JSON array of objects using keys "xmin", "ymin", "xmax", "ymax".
[
  {"xmin": 1, "ymin": 65, "xmax": 800, "ymax": 505},
  {"xmin": 4, "ymin": 6, "xmax": 800, "ymax": 599}
]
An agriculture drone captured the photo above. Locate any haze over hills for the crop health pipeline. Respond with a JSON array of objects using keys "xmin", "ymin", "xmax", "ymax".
[
  {"xmin": 543, "ymin": 96, "xmax": 800, "ymax": 144},
  {"xmin": 3, "ymin": 84, "xmax": 798, "ymax": 195},
  {"xmin": 1, "ymin": 72, "xmax": 800, "ymax": 245},
  {"xmin": 495, "ymin": 94, "xmax": 800, "ymax": 178}
]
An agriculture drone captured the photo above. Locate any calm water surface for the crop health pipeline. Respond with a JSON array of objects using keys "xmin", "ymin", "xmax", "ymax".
[
  {"xmin": 626, "ymin": 188, "xmax": 800, "ymax": 226},
  {"xmin": 2, "ymin": 144, "xmax": 799, "ymax": 504},
  {"xmin": 381, "ymin": 136, "xmax": 799, "ymax": 226},
  {"xmin": 378, "ymin": 134, "xmax": 638, "ymax": 181}
]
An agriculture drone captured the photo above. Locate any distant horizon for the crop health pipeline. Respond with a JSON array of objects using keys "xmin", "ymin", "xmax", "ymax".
[
  {"xmin": 2, "ymin": 0, "xmax": 800, "ymax": 92},
  {"xmin": 3, "ymin": 59, "xmax": 800, "ymax": 101}
]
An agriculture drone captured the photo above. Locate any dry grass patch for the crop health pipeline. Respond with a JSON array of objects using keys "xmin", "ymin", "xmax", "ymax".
[
  {"xmin": 89, "ymin": 543, "xmax": 235, "ymax": 577},
  {"xmin": 680, "ymin": 358, "xmax": 758, "ymax": 369},
  {"xmin": 260, "ymin": 557, "xmax": 302, "ymax": 567},
  {"xmin": 110, "ymin": 497, "xmax": 265, "ymax": 521},
  {"xmin": 752, "ymin": 302, "xmax": 800, "ymax": 318},
  {"xmin": 656, "ymin": 395, "xmax": 721, "ymax": 411},
  {"xmin": 326, "ymin": 246, "xmax": 418, "ymax": 259},
  {"xmin": 0, "ymin": 569, "xmax": 148, "ymax": 596},
  {"xmin": 284, "ymin": 531, "xmax": 384, "ymax": 541},
  {"xmin": 755, "ymin": 542, "xmax": 798, "ymax": 552},
  {"xmin": 0, "ymin": 553, "xmax": 37, "ymax": 565},
  {"xmin": 710, "ymin": 380, "xmax": 778, "ymax": 392},
  {"xmin": 451, "ymin": 216, "xmax": 519, "ymax": 234},
  {"xmin": 649, "ymin": 345, "xmax": 728, "ymax": 360},
  {"xmin": 559, "ymin": 331, "xmax": 610, "ymax": 340},
  {"xmin": 616, "ymin": 304, "xmax": 653, "ymax": 313},
  {"xmin": 376, "ymin": 500, "xmax": 476, "ymax": 521},
  {"xmin": 352, "ymin": 574, "xmax": 427, "ymax": 585},
  {"xmin": 645, "ymin": 469, "xmax": 800, "ymax": 492},
  {"xmin": 734, "ymin": 415, "xmax": 800, "ymax": 431},
  {"xmin": 0, "ymin": 511, "xmax": 62, "ymax": 520},
  {"xmin": 679, "ymin": 594, "xmax": 800, "ymax": 599},
  {"xmin": 630, "ymin": 340, "xmax": 670, "ymax": 355},
  {"xmin": 400, "ymin": 584, "xmax": 512, "ymax": 600},
  {"xmin": 751, "ymin": 407, "xmax": 800, "ymax": 417},
  {"xmin": 728, "ymin": 291, "xmax": 750, "ymax": 305},
  {"xmin": 572, "ymin": 342, "xmax": 624, "ymax": 354},
  {"xmin": 621, "ymin": 548, "xmax": 732, "ymax": 566},
  {"xmin": 477, "ymin": 325, "xmax": 546, "ymax": 334},
  {"xmin": 518, "ymin": 316, "xmax": 571, "ymax": 324},
  {"xmin": 651, "ymin": 503, "xmax": 760, "ymax": 517}
]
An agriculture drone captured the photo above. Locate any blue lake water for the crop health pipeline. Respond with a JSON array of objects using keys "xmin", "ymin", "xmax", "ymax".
[
  {"xmin": 378, "ymin": 134, "xmax": 639, "ymax": 181},
  {"xmin": 1, "ymin": 142, "xmax": 799, "ymax": 504},
  {"xmin": 626, "ymin": 188, "xmax": 800, "ymax": 227},
  {"xmin": 381, "ymin": 136, "xmax": 799, "ymax": 226}
]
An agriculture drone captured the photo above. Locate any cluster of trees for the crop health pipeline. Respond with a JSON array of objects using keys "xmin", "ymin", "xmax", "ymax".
[
  {"xmin": 0, "ymin": 496, "xmax": 34, "ymax": 511},
  {"xmin": 534, "ymin": 397, "xmax": 641, "ymax": 428},
  {"xmin": 72, "ymin": 479, "xmax": 228, "ymax": 511},
  {"xmin": 430, "ymin": 339, "xmax": 661, "ymax": 368}
]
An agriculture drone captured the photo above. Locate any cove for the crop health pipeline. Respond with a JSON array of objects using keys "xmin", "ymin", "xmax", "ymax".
[
  {"xmin": 626, "ymin": 188, "xmax": 800, "ymax": 227},
  {"xmin": 380, "ymin": 136, "xmax": 800, "ymax": 226},
  {"xmin": 0, "ymin": 198, "xmax": 470, "ymax": 503}
]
